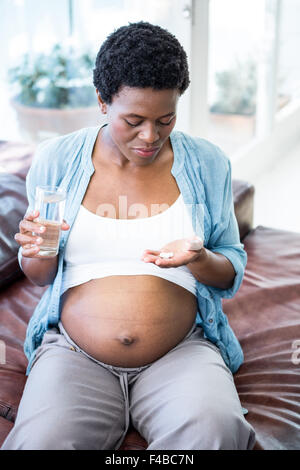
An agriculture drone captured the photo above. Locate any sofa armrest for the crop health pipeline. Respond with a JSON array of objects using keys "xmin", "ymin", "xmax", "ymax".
[
  {"xmin": 0, "ymin": 174, "xmax": 28, "ymax": 290},
  {"xmin": 232, "ymin": 179, "xmax": 255, "ymax": 241}
]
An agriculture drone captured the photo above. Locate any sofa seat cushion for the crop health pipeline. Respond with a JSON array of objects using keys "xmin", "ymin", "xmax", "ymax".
[
  {"xmin": 0, "ymin": 417, "xmax": 13, "ymax": 447},
  {"xmin": 0, "ymin": 278, "xmax": 47, "ymax": 424},
  {"xmin": 224, "ymin": 226, "xmax": 300, "ymax": 450}
]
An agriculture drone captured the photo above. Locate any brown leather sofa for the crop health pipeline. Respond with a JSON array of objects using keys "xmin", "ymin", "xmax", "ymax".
[{"xmin": 0, "ymin": 140, "xmax": 299, "ymax": 450}]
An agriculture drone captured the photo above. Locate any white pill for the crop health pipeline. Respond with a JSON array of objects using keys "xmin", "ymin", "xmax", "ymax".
[{"xmin": 159, "ymin": 252, "xmax": 174, "ymax": 259}]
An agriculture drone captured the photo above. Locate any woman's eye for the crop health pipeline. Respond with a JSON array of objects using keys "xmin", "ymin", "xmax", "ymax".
[
  {"xmin": 124, "ymin": 116, "xmax": 175, "ymax": 127},
  {"xmin": 159, "ymin": 118, "xmax": 175, "ymax": 126},
  {"xmin": 125, "ymin": 120, "xmax": 142, "ymax": 127}
]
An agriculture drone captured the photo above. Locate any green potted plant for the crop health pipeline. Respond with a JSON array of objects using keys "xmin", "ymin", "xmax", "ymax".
[
  {"xmin": 8, "ymin": 44, "xmax": 104, "ymax": 142},
  {"xmin": 210, "ymin": 57, "xmax": 257, "ymax": 116}
]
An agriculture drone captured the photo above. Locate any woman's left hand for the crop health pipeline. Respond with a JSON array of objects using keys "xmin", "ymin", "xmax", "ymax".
[{"xmin": 141, "ymin": 236, "xmax": 204, "ymax": 268}]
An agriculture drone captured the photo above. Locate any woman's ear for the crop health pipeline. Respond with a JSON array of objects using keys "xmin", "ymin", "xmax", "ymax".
[{"xmin": 96, "ymin": 89, "xmax": 107, "ymax": 114}]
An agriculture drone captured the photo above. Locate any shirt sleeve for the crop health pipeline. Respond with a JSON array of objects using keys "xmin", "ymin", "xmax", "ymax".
[{"xmin": 205, "ymin": 156, "xmax": 247, "ymax": 299}]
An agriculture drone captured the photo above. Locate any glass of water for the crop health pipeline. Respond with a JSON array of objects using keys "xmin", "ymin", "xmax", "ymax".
[{"xmin": 33, "ymin": 185, "xmax": 67, "ymax": 257}]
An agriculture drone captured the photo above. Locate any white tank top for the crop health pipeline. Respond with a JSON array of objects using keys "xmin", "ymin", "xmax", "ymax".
[{"xmin": 61, "ymin": 193, "xmax": 197, "ymax": 296}]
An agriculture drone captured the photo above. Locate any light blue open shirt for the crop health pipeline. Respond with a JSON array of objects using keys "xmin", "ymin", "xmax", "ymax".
[{"xmin": 19, "ymin": 126, "xmax": 247, "ymax": 375}]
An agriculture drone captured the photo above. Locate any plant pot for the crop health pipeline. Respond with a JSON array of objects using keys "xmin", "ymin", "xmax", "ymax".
[
  {"xmin": 11, "ymin": 99, "xmax": 106, "ymax": 143},
  {"xmin": 207, "ymin": 112, "xmax": 256, "ymax": 155}
]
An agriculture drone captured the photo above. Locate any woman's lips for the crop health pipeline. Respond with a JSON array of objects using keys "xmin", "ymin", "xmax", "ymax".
[{"xmin": 132, "ymin": 147, "xmax": 160, "ymax": 157}]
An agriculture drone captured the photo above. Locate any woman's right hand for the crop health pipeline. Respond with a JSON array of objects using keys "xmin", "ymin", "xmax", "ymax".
[{"xmin": 14, "ymin": 210, "xmax": 70, "ymax": 258}]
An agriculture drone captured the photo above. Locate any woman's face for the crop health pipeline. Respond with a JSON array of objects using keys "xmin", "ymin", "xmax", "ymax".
[{"xmin": 97, "ymin": 86, "xmax": 180, "ymax": 167}]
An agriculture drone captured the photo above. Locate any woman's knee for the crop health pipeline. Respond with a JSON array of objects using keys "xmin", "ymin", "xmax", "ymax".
[
  {"xmin": 2, "ymin": 424, "xmax": 76, "ymax": 450},
  {"xmin": 2, "ymin": 411, "xmax": 124, "ymax": 450},
  {"xmin": 146, "ymin": 400, "xmax": 255, "ymax": 450},
  {"xmin": 195, "ymin": 405, "xmax": 254, "ymax": 449}
]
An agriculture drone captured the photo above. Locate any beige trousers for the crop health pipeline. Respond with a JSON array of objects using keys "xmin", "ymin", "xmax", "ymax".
[{"xmin": 2, "ymin": 321, "xmax": 256, "ymax": 450}]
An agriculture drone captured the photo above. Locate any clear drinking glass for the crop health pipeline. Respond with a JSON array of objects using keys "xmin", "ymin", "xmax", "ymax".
[{"xmin": 32, "ymin": 185, "xmax": 67, "ymax": 257}]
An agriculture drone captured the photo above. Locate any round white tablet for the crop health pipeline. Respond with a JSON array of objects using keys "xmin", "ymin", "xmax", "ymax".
[{"xmin": 159, "ymin": 252, "xmax": 174, "ymax": 259}]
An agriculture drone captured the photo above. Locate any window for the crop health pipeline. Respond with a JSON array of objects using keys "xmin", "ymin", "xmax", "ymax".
[
  {"xmin": 207, "ymin": 0, "xmax": 265, "ymax": 156},
  {"xmin": 0, "ymin": 0, "xmax": 191, "ymax": 143},
  {"xmin": 276, "ymin": 0, "xmax": 300, "ymax": 113}
]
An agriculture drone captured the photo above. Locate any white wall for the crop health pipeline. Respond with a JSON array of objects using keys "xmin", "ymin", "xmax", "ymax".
[{"xmin": 232, "ymin": 100, "xmax": 300, "ymax": 182}]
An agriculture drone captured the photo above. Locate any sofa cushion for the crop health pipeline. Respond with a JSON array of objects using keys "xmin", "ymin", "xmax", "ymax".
[
  {"xmin": 0, "ymin": 141, "xmax": 35, "ymax": 290},
  {"xmin": 224, "ymin": 226, "xmax": 300, "ymax": 450},
  {"xmin": 232, "ymin": 179, "xmax": 254, "ymax": 240},
  {"xmin": 0, "ymin": 174, "xmax": 28, "ymax": 290},
  {"xmin": 0, "ymin": 417, "xmax": 13, "ymax": 447},
  {"xmin": 0, "ymin": 277, "xmax": 47, "ymax": 427}
]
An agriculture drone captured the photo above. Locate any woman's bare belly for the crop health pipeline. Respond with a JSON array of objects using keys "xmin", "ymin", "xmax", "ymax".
[{"xmin": 60, "ymin": 275, "xmax": 198, "ymax": 367}]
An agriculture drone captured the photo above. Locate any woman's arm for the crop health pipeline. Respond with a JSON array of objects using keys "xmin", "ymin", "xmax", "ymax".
[
  {"xmin": 21, "ymin": 255, "xmax": 59, "ymax": 287},
  {"xmin": 186, "ymin": 248, "xmax": 236, "ymax": 290},
  {"xmin": 142, "ymin": 236, "xmax": 236, "ymax": 290}
]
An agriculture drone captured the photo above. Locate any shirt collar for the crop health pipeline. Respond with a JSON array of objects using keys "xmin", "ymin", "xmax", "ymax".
[{"xmin": 82, "ymin": 125, "xmax": 183, "ymax": 177}]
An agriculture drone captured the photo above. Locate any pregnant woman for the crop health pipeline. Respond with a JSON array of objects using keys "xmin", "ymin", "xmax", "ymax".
[{"xmin": 2, "ymin": 22, "xmax": 255, "ymax": 450}]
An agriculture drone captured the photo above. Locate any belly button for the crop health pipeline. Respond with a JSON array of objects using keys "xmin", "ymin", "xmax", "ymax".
[{"xmin": 118, "ymin": 334, "xmax": 135, "ymax": 346}]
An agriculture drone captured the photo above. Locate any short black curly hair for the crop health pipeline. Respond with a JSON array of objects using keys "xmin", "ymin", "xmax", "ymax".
[{"xmin": 93, "ymin": 21, "xmax": 190, "ymax": 104}]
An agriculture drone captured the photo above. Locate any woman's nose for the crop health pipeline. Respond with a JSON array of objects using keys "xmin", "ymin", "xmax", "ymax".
[{"xmin": 138, "ymin": 123, "xmax": 159, "ymax": 143}]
